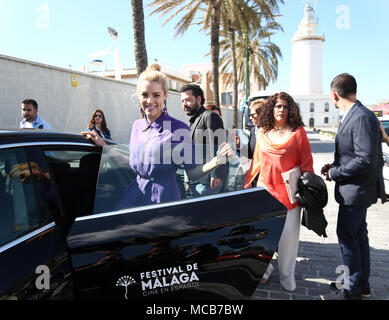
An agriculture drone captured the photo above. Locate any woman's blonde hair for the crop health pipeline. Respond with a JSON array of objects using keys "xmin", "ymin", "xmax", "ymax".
[
  {"xmin": 137, "ymin": 63, "xmax": 168, "ymax": 96},
  {"xmin": 250, "ymin": 98, "xmax": 267, "ymax": 114}
]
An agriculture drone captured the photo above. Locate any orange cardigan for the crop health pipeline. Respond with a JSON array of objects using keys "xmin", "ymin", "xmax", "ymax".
[{"xmin": 244, "ymin": 126, "xmax": 314, "ymax": 210}]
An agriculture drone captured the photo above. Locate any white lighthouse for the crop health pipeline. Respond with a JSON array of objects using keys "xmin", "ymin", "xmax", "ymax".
[
  {"xmin": 290, "ymin": 1, "xmax": 339, "ymax": 128},
  {"xmin": 290, "ymin": 2, "xmax": 325, "ymax": 95}
]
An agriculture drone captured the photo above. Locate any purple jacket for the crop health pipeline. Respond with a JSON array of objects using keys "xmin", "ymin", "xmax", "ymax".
[{"xmin": 117, "ymin": 113, "xmax": 196, "ymax": 209}]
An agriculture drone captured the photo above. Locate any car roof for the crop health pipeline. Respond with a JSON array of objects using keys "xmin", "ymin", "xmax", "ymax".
[
  {"xmin": 0, "ymin": 127, "xmax": 96, "ymax": 146},
  {"xmin": 248, "ymin": 90, "xmax": 277, "ymax": 101}
]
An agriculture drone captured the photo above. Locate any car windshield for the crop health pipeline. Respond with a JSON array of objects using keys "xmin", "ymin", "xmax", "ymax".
[{"xmin": 93, "ymin": 129, "xmax": 254, "ymax": 214}]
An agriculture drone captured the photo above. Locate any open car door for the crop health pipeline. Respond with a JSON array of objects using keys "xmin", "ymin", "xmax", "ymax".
[{"xmin": 66, "ymin": 141, "xmax": 287, "ymax": 300}]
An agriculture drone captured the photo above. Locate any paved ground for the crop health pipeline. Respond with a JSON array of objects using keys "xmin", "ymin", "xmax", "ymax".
[{"xmin": 252, "ymin": 130, "xmax": 389, "ymax": 300}]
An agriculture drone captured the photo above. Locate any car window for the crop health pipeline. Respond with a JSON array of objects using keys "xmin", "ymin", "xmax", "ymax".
[
  {"xmin": 93, "ymin": 130, "xmax": 252, "ymax": 214},
  {"xmin": 0, "ymin": 148, "xmax": 54, "ymax": 247},
  {"xmin": 44, "ymin": 149, "xmax": 102, "ymax": 221},
  {"xmin": 382, "ymin": 121, "xmax": 389, "ymax": 130}
]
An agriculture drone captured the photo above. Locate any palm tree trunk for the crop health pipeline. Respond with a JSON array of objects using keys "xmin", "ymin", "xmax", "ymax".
[
  {"xmin": 228, "ymin": 27, "xmax": 238, "ymax": 128},
  {"xmin": 210, "ymin": 0, "xmax": 221, "ymax": 108},
  {"xmin": 131, "ymin": 0, "xmax": 148, "ymax": 76}
]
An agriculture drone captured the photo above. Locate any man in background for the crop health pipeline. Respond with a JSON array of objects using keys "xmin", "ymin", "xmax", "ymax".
[
  {"xmin": 180, "ymin": 84, "xmax": 226, "ymax": 196},
  {"xmin": 20, "ymin": 99, "xmax": 52, "ymax": 130},
  {"xmin": 247, "ymin": 98, "xmax": 266, "ymax": 159},
  {"xmin": 320, "ymin": 73, "xmax": 386, "ymax": 300}
]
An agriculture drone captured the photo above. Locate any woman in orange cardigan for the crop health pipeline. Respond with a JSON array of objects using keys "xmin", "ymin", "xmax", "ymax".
[{"xmin": 244, "ymin": 92, "xmax": 314, "ymax": 292}]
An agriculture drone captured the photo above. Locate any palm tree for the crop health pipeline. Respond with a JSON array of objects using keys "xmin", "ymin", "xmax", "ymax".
[
  {"xmin": 148, "ymin": 0, "xmax": 222, "ymax": 107},
  {"xmin": 219, "ymin": 19, "xmax": 283, "ymax": 99},
  {"xmin": 148, "ymin": 0, "xmax": 282, "ymax": 113},
  {"xmin": 211, "ymin": 1, "xmax": 221, "ymax": 107},
  {"xmin": 219, "ymin": 1, "xmax": 256, "ymax": 128},
  {"xmin": 131, "ymin": 0, "xmax": 148, "ymax": 75},
  {"xmin": 219, "ymin": 0, "xmax": 283, "ymax": 128}
]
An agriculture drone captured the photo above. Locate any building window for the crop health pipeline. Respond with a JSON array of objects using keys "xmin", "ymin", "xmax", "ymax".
[
  {"xmin": 310, "ymin": 103, "xmax": 315, "ymax": 113},
  {"xmin": 309, "ymin": 118, "xmax": 315, "ymax": 127},
  {"xmin": 325, "ymin": 103, "xmax": 329, "ymax": 112},
  {"xmin": 324, "ymin": 117, "xmax": 329, "ymax": 124}
]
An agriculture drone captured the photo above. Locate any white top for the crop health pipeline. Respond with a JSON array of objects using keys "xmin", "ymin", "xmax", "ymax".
[
  {"xmin": 20, "ymin": 115, "xmax": 52, "ymax": 130},
  {"xmin": 341, "ymin": 103, "xmax": 356, "ymax": 123}
]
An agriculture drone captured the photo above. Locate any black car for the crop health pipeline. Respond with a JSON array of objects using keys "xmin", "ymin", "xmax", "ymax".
[{"xmin": 0, "ymin": 128, "xmax": 286, "ymax": 300}]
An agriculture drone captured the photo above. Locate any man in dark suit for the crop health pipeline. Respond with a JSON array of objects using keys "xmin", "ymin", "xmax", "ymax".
[
  {"xmin": 321, "ymin": 73, "xmax": 386, "ymax": 300},
  {"xmin": 180, "ymin": 84, "xmax": 226, "ymax": 196},
  {"xmin": 247, "ymin": 98, "xmax": 267, "ymax": 159}
]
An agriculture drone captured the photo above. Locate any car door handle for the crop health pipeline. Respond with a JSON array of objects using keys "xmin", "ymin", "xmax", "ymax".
[{"xmin": 217, "ymin": 230, "xmax": 268, "ymax": 247}]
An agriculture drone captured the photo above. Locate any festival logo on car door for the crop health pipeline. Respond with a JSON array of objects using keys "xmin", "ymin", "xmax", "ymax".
[{"xmin": 116, "ymin": 263, "xmax": 200, "ymax": 299}]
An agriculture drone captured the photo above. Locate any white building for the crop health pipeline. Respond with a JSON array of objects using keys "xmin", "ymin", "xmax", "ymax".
[{"xmin": 290, "ymin": 2, "xmax": 339, "ymax": 128}]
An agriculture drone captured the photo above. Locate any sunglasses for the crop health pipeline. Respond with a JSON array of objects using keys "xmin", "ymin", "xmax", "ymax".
[
  {"xmin": 249, "ymin": 113, "xmax": 257, "ymax": 117},
  {"xmin": 94, "ymin": 114, "xmax": 103, "ymax": 118}
]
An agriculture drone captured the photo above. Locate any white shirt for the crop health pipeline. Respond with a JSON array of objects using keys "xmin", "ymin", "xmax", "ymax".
[
  {"xmin": 340, "ymin": 103, "xmax": 356, "ymax": 123},
  {"xmin": 20, "ymin": 115, "xmax": 52, "ymax": 130}
]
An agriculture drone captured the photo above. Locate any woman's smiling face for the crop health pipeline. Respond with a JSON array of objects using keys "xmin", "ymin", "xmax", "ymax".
[
  {"xmin": 138, "ymin": 80, "xmax": 167, "ymax": 122},
  {"xmin": 94, "ymin": 112, "xmax": 103, "ymax": 125}
]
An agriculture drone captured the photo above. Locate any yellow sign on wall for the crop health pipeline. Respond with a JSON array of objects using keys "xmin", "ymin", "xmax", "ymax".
[{"xmin": 71, "ymin": 75, "xmax": 78, "ymax": 87}]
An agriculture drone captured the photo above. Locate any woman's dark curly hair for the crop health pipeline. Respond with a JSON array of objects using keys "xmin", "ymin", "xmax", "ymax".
[{"xmin": 258, "ymin": 92, "xmax": 304, "ymax": 133}]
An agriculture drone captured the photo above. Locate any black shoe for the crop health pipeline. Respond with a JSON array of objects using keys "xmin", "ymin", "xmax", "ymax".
[
  {"xmin": 329, "ymin": 282, "xmax": 371, "ymax": 299},
  {"xmin": 344, "ymin": 290, "xmax": 362, "ymax": 300},
  {"xmin": 360, "ymin": 283, "xmax": 371, "ymax": 299}
]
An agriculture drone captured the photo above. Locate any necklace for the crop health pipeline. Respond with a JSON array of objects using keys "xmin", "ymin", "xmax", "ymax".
[{"xmin": 272, "ymin": 126, "xmax": 292, "ymax": 134}]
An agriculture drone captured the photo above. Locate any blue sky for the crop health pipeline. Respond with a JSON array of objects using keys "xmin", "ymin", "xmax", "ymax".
[{"xmin": 0, "ymin": 0, "xmax": 388, "ymax": 105}]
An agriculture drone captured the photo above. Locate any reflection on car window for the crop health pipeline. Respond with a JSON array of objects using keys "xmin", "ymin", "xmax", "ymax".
[
  {"xmin": 0, "ymin": 148, "xmax": 54, "ymax": 247},
  {"xmin": 93, "ymin": 130, "xmax": 253, "ymax": 214},
  {"xmin": 44, "ymin": 149, "xmax": 102, "ymax": 221}
]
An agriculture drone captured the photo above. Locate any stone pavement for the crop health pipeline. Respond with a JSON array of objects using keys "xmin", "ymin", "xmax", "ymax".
[{"xmin": 252, "ymin": 131, "xmax": 389, "ymax": 300}]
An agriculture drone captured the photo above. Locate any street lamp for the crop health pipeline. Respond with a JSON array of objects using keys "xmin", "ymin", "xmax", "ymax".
[{"xmin": 108, "ymin": 26, "xmax": 121, "ymax": 80}]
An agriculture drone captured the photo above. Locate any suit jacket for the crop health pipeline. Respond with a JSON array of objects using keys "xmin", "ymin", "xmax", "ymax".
[
  {"xmin": 189, "ymin": 107, "xmax": 226, "ymax": 183},
  {"xmin": 248, "ymin": 126, "xmax": 258, "ymax": 159},
  {"xmin": 329, "ymin": 100, "xmax": 386, "ymax": 207},
  {"xmin": 295, "ymin": 172, "xmax": 328, "ymax": 238}
]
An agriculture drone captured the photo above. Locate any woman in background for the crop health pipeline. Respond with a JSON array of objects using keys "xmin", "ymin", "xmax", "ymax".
[
  {"xmin": 86, "ymin": 109, "xmax": 112, "ymax": 140},
  {"xmin": 206, "ymin": 104, "xmax": 222, "ymax": 117},
  {"xmin": 244, "ymin": 92, "xmax": 314, "ymax": 292},
  {"xmin": 83, "ymin": 63, "xmax": 232, "ymax": 208}
]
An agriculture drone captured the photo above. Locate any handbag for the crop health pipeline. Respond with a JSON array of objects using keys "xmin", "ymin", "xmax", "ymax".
[{"xmin": 281, "ymin": 166, "xmax": 302, "ymax": 204}]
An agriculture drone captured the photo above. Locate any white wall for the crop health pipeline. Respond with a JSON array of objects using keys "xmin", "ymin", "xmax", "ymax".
[
  {"xmin": 0, "ymin": 54, "xmax": 191, "ymax": 144},
  {"xmin": 0, "ymin": 54, "xmax": 239, "ymax": 143},
  {"xmin": 294, "ymin": 95, "xmax": 339, "ymax": 127}
]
